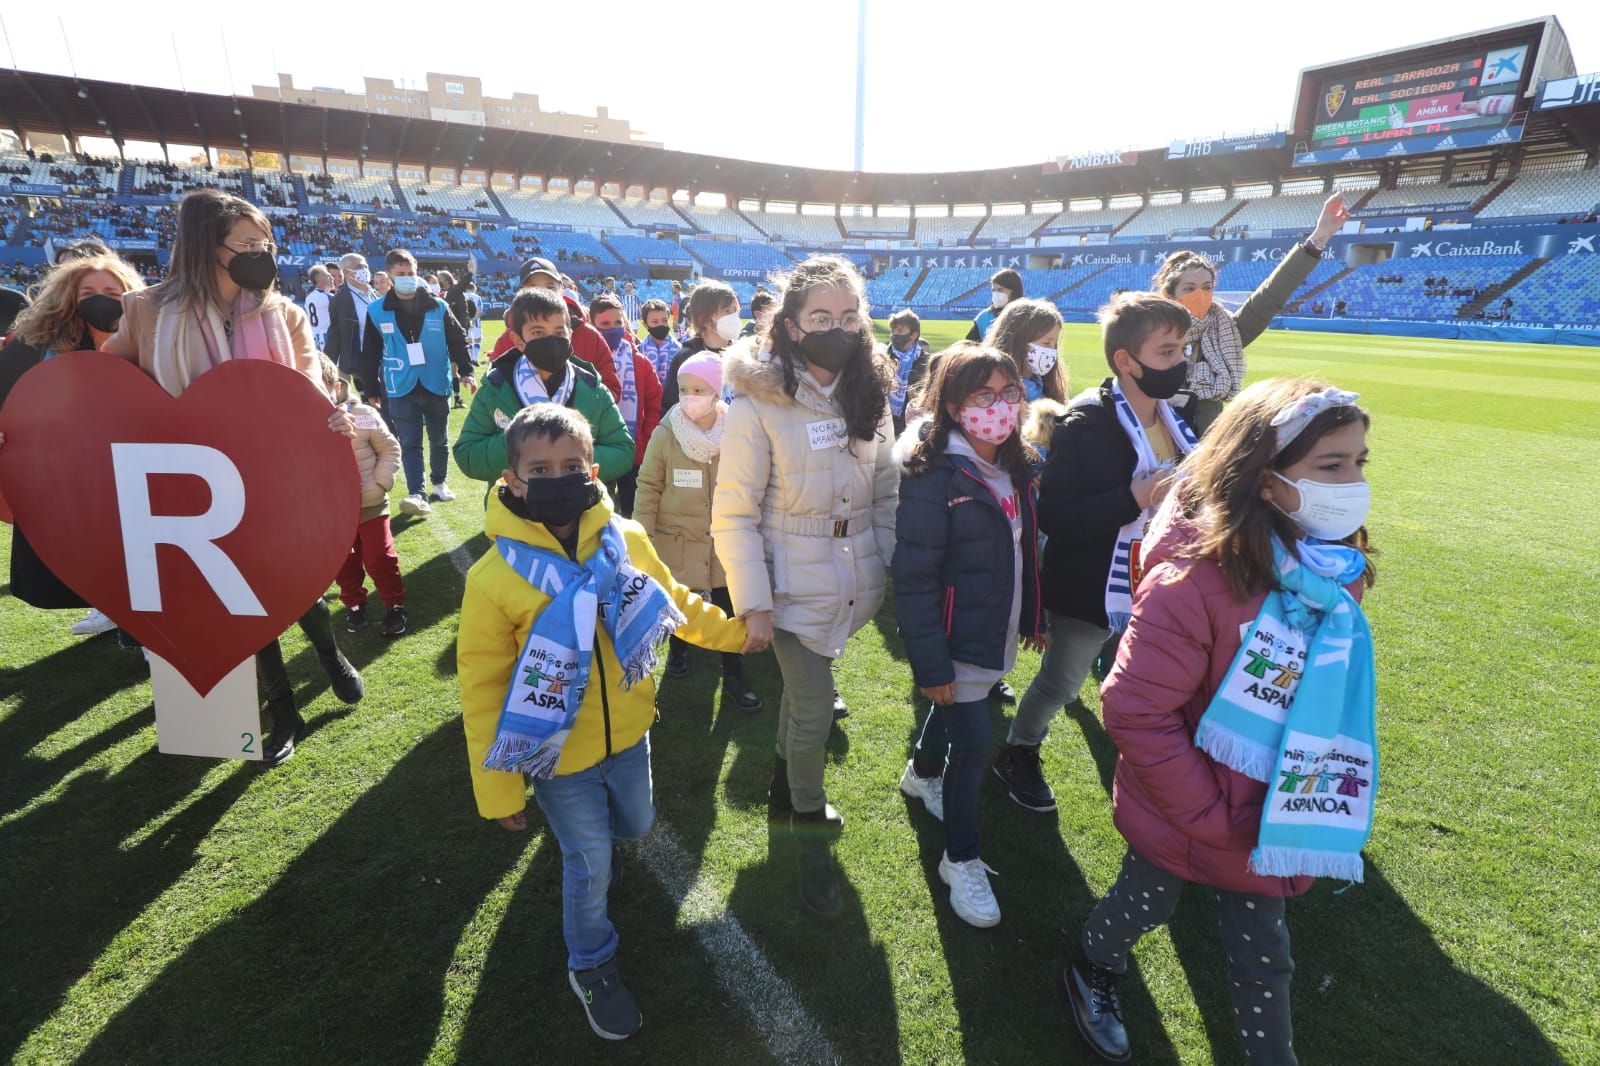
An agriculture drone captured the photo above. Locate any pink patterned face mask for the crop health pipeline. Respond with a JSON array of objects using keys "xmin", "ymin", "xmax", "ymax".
[{"xmin": 959, "ymin": 399, "xmax": 1019, "ymax": 443}]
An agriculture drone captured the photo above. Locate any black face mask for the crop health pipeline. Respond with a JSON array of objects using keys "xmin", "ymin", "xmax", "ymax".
[
  {"xmin": 1129, "ymin": 355, "xmax": 1189, "ymax": 400},
  {"xmin": 226, "ymin": 250, "xmax": 278, "ymax": 290},
  {"xmin": 795, "ymin": 326, "xmax": 865, "ymax": 373},
  {"xmin": 521, "ymin": 334, "xmax": 572, "ymax": 375},
  {"xmin": 78, "ymin": 293, "xmax": 124, "ymax": 333},
  {"xmin": 890, "ymin": 332, "xmax": 914, "ymax": 351},
  {"xmin": 646, "ymin": 324, "xmax": 672, "ymax": 341},
  {"xmin": 500, "ymin": 474, "xmax": 602, "ymax": 528}
]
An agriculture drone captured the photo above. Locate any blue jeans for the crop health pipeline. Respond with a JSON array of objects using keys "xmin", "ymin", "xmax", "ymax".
[
  {"xmin": 533, "ymin": 735, "xmax": 655, "ymax": 971},
  {"xmin": 911, "ymin": 699, "xmax": 990, "ymax": 862},
  {"xmin": 388, "ymin": 388, "xmax": 450, "ymax": 495}
]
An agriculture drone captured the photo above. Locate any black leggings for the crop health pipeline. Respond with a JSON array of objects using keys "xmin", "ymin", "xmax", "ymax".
[{"xmin": 256, "ymin": 600, "xmax": 340, "ymax": 707}]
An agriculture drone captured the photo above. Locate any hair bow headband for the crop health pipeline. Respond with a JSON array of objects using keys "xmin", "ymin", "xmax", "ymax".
[{"xmin": 1270, "ymin": 387, "xmax": 1359, "ymax": 455}]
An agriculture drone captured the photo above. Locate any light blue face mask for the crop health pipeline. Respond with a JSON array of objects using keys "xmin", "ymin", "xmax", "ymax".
[{"xmin": 392, "ymin": 275, "xmax": 420, "ymax": 296}]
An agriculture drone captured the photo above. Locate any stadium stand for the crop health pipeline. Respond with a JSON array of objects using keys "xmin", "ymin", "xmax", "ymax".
[
  {"xmin": 975, "ymin": 211, "xmax": 1055, "ymax": 242},
  {"xmin": 1118, "ymin": 196, "xmax": 1240, "ymax": 238},
  {"xmin": 304, "ymin": 173, "xmax": 398, "ymax": 210},
  {"xmin": 400, "ymin": 181, "xmax": 494, "ymax": 216},
  {"xmin": 496, "ymin": 190, "xmax": 620, "ymax": 229},
  {"xmin": 865, "ymin": 270, "xmax": 920, "ymax": 309},
  {"xmin": 1040, "ymin": 204, "xmax": 1139, "ymax": 233},
  {"xmin": 679, "ymin": 203, "xmax": 766, "ymax": 239},
  {"xmin": 841, "ymin": 211, "xmax": 911, "ymax": 238},
  {"xmin": 602, "ymin": 233, "xmax": 694, "ymax": 264},
  {"xmin": 914, "ymin": 268, "xmax": 995, "ymax": 307},
  {"xmin": 1479, "ymin": 159, "xmax": 1600, "ymax": 220},
  {"xmin": 743, "ymin": 209, "xmax": 843, "ymax": 244},
  {"xmin": 913, "ymin": 215, "xmax": 980, "ymax": 246},
  {"xmin": 1359, "ymin": 177, "xmax": 1480, "ymax": 215},
  {"xmin": 129, "ymin": 164, "xmax": 245, "ymax": 200},
  {"xmin": 1057, "ymin": 263, "xmax": 1159, "ymax": 312},
  {"xmin": 682, "ymin": 239, "xmax": 793, "ymax": 272},
  {"xmin": 1310, "ymin": 255, "xmax": 1534, "ymax": 319},
  {"xmin": 1226, "ymin": 190, "xmax": 1328, "ymax": 235},
  {"xmin": 254, "ymin": 170, "xmax": 298, "ymax": 209},
  {"xmin": 610, "ymin": 197, "xmax": 697, "ymax": 232},
  {"xmin": 1489, "ymin": 254, "xmax": 1600, "ymax": 322}
]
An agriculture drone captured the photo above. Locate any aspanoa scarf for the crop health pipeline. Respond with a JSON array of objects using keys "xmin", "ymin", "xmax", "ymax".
[
  {"xmin": 611, "ymin": 339, "xmax": 639, "ymax": 437},
  {"xmin": 1104, "ymin": 382, "xmax": 1198, "ymax": 630},
  {"xmin": 482, "ymin": 521, "xmax": 685, "ymax": 777},
  {"xmin": 513, "ymin": 354, "xmax": 576, "ymax": 408},
  {"xmin": 1194, "ymin": 539, "xmax": 1378, "ymax": 882}
]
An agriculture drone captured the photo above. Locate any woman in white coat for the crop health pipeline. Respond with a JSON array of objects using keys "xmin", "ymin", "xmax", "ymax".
[{"xmin": 712, "ymin": 255, "xmax": 898, "ymax": 918}]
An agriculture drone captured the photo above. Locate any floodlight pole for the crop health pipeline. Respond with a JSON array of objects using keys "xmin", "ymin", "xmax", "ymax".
[{"xmin": 853, "ymin": 0, "xmax": 867, "ymax": 173}]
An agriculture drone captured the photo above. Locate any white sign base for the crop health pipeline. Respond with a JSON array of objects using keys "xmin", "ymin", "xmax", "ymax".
[{"xmin": 149, "ymin": 653, "xmax": 263, "ymax": 761}]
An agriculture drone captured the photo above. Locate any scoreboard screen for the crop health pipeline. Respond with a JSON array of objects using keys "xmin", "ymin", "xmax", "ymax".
[
  {"xmin": 1291, "ymin": 21, "xmax": 1567, "ymax": 165},
  {"xmin": 1309, "ymin": 43, "xmax": 1530, "ymax": 148}
]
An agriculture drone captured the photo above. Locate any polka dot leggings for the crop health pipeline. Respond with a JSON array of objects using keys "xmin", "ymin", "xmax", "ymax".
[{"xmin": 1081, "ymin": 849, "xmax": 1297, "ymax": 1065}]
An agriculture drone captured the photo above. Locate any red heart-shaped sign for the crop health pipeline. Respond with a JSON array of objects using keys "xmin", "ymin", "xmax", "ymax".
[{"xmin": 0, "ymin": 352, "xmax": 360, "ymax": 694}]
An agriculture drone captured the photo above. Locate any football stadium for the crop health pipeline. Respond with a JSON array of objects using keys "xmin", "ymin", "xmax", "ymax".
[{"xmin": 0, "ymin": 10, "xmax": 1596, "ymax": 1065}]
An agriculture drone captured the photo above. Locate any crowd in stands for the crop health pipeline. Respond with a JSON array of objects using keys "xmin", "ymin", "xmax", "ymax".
[
  {"xmin": 305, "ymin": 172, "xmax": 394, "ymax": 210},
  {"xmin": 132, "ymin": 162, "xmax": 245, "ymax": 198}
]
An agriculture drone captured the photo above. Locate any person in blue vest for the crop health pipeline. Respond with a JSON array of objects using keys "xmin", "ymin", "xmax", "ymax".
[
  {"xmin": 964, "ymin": 268, "xmax": 1023, "ymax": 343},
  {"xmin": 359, "ymin": 248, "xmax": 476, "ymax": 517}
]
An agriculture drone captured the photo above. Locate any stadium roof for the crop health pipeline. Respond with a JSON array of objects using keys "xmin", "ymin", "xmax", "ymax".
[{"xmin": 3, "ymin": 68, "xmax": 1598, "ymax": 205}]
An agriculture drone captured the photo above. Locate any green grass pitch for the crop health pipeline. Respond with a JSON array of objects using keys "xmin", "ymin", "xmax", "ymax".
[{"xmin": 1, "ymin": 321, "xmax": 1594, "ymax": 1063}]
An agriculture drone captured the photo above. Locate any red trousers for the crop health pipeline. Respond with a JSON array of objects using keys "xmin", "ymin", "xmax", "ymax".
[{"xmin": 336, "ymin": 514, "xmax": 406, "ymax": 609}]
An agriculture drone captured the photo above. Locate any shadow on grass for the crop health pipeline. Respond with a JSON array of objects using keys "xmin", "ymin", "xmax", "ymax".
[
  {"xmin": 1016, "ymin": 658, "xmax": 1561, "ymax": 1064},
  {"xmin": 0, "ymin": 748, "xmax": 254, "ymax": 1059}
]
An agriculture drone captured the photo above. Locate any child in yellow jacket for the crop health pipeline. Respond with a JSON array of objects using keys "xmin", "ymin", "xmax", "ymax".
[{"xmin": 458, "ymin": 404, "xmax": 752, "ymax": 1042}]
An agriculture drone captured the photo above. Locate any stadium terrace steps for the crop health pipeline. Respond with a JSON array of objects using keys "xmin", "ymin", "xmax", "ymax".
[
  {"xmin": 1470, "ymin": 178, "xmax": 1516, "ymax": 215},
  {"xmin": 735, "ymin": 208, "xmax": 772, "ymax": 239},
  {"xmin": 1286, "ymin": 266, "xmax": 1356, "ymax": 313},
  {"xmin": 116, "ymin": 168, "xmax": 136, "ymax": 196},
  {"xmin": 1108, "ymin": 207, "xmax": 1142, "ymax": 237},
  {"xmin": 1213, "ymin": 200, "xmax": 1248, "ymax": 231},
  {"xmin": 484, "ymin": 187, "xmax": 511, "ymax": 219},
  {"xmin": 1456, "ymin": 257, "xmax": 1550, "ymax": 319},
  {"xmin": 902, "ymin": 267, "xmax": 931, "ymax": 302},
  {"xmin": 389, "ymin": 179, "xmax": 407, "ymax": 211}
]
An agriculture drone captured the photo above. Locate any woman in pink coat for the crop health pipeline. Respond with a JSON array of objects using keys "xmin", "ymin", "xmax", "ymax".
[{"xmin": 1063, "ymin": 379, "xmax": 1376, "ymax": 1066}]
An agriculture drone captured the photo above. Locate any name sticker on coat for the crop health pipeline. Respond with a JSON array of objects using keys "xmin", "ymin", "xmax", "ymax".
[
  {"xmin": 672, "ymin": 468, "xmax": 703, "ymax": 489},
  {"xmin": 379, "ymin": 322, "xmax": 395, "ymax": 334},
  {"xmin": 807, "ymin": 418, "xmax": 845, "ymax": 451},
  {"xmin": 405, "ymin": 342, "xmax": 427, "ymax": 367}
]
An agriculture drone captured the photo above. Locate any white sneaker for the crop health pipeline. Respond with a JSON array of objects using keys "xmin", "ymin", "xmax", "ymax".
[
  {"xmin": 399, "ymin": 493, "xmax": 432, "ymax": 516},
  {"xmin": 70, "ymin": 608, "xmax": 117, "ymax": 636},
  {"xmin": 431, "ymin": 481, "xmax": 456, "ymax": 502},
  {"xmin": 939, "ymin": 852, "xmax": 1001, "ymax": 928},
  {"xmin": 899, "ymin": 759, "xmax": 945, "ymax": 821}
]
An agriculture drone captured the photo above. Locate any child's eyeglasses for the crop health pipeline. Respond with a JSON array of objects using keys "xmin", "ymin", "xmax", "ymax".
[{"xmin": 964, "ymin": 384, "xmax": 1024, "ymax": 408}]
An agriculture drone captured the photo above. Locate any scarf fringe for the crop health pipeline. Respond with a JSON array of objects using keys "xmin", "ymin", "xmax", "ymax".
[
  {"xmin": 1194, "ymin": 720, "xmax": 1276, "ymax": 783},
  {"xmin": 482, "ymin": 728, "xmax": 570, "ymax": 778},
  {"xmin": 618, "ymin": 605, "xmax": 687, "ymax": 689},
  {"xmin": 1249, "ymin": 845, "xmax": 1365, "ymax": 883}
]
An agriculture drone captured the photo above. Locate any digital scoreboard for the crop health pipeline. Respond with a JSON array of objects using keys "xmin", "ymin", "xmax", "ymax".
[{"xmin": 1291, "ymin": 19, "xmax": 1573, "ymax": 166}]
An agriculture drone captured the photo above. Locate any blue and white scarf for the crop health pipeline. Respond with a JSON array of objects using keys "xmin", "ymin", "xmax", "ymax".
[
  {"xmin": 889, "ymin": 343, "xmax": 918, "ymax": 417},
  {"xmin": 1194, "ymin": 540, "xmax": 1378, "ymax": 882},
  {"xmin": 513, "ymin": 354, "xmax": 576, "ymax": 408},
  {"xmin": 611, "ymin": 339, "xmax": 639, "ymax": 438},
  {"xmin": 1104, "ymin": 382, "xmax": 1199, "ymax": 630},
  {"xmin": 482, "ymin": 522, "xmax": 685, "ymax": 778}
]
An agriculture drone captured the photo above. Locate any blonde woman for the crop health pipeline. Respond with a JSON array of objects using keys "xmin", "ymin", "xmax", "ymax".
[{"xmin": 0, "ymin": 248, "xmax": 143, "ymax": 630}]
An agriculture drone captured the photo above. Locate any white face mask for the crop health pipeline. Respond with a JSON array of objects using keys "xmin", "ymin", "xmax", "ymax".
[
  {"xmin": 351, "ymin": 268, "xmax": 371, "ymax": 285},
  {"xmin": 1026, "ymin": 343, "xmax": 1058, "ymax": 377},
  {"xmin": 714, "ymin": 312, "xmax": 743, "ymax": 342},
  {"xmin": 990, "ymin": 289, "xmax": 1008, "ymax": 310},
  {"xmin": 1273, "ymin": 472, "xmax": 1371, "ymax": 541}
]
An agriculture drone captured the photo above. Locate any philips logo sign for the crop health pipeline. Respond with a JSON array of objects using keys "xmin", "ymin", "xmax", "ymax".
[{"xmin": 1409, "ymin": 239, "xmax": 1524, "ymax": 258}]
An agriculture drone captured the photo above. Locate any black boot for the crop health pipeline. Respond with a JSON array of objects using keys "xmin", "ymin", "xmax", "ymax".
[
  {"xmin": 994, "ymin": 742, "xmax": 1057, "ymax": 812},
  {"xmin": 722, "ymin": 665, "xmax": 762, "ymax": 713},
  {"xmin": 831, "ymin": 687, "xmax": 850, "ymax": 720},
  {"xmin": 301, "ymin": 599, "xmax": 363, "ymax": 704},
  {"xmin": 790, "ymin": 802, "xmax": 845, "ymax": 836},
  {"xmin": 665, "ymin": 640, "xmax": 690, "ymax": 679},
  {"xmin": 767, "ymin": 756, "xmax": 792, "ymax": 820},
  {"xmin": 257, "ymin": 642, "xmax": 306, "ymax": 768},
  {"xmin": 794, "ymin": 836, "xmax": 842, "ymax": 919},
  {"xmin": 316, "ymin": 647, "xmax": 365, "ymax": 705},
  {"xmin": 1064, "ymin": 946, "xmax": 1132, "ymax": 1062},
  {"xmin": 990, "ymin": 679, "xmax": 1017, "ymax": 705}
]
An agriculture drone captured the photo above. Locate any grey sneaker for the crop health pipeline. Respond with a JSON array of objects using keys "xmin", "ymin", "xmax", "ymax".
[{"xmin": 568, "ymin": 958, "xmax": 641, "ymax": 1040}]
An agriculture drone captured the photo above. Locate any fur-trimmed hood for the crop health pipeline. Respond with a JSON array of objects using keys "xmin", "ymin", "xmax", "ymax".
[
  {"xmin": 893, "ymin": 414, "xmax": 932, "ymax": 469},
  {"xmin": 722, "ymin": 336, "xmax": 793, "ymax": 405}
]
